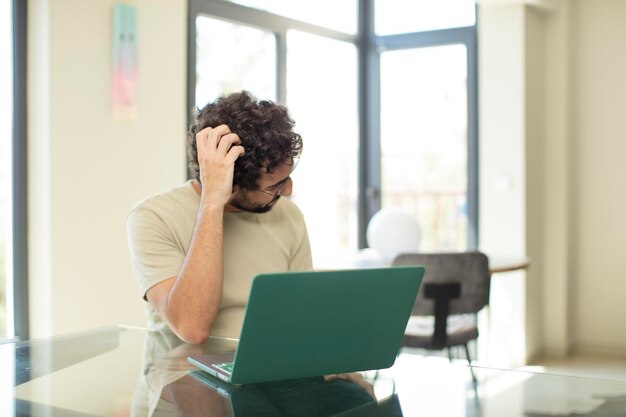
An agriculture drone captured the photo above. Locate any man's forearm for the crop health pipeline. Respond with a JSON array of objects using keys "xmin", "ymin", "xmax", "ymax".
[{"xmin": 163, "ymin": 203, "xmax": 225, "ymax": 343}]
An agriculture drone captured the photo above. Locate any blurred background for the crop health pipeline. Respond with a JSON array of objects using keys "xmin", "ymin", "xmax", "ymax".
[{"xmin": 1, "ymin": 0, "xmax": 625, "ymax": 371}]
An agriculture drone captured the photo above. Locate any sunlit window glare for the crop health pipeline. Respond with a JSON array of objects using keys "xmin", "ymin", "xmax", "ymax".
[
  {"xmin": 194, "ymin": 1, "xmax": 475, "ymax": 264},
  {"xmin": 375, "ymin": 0, "xmax": 475, "ymax": 35},
  {"xmin": 286, "ymin": 30, "xmax": 358, "ymax": 268},
  {"xmin": 195, "ymin": 15, "xmax": 276, "ymax": 106},
  {"xmin": 380, "ymin": 45, "xmax": 468, "ymax": 251},
  {"xmin": 224, "ymin": 0, "xmax": 357, "ymax": 34}
]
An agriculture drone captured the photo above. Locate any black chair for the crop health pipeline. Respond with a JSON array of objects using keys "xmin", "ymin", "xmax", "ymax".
[{"xmin": 392, "ymin": 252, "xmax": 491, "ymax": 383}]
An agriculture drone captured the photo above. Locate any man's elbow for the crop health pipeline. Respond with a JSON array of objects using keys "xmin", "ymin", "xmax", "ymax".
[
  {"xmin": 182, "ymin": 332, "xmax": 210, "ymax": 345},
  {"xmin": 170, "ymin": 319, "xmax": 211, "ymax": 344},
  {"xmin": 177, "ymin": 326, "xmax": 210, "ymax": 345}
]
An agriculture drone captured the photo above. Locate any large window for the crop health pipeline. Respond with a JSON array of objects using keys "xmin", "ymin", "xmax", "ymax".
[
  {"xmin": 380, "ymin": 44, "xmax": 470, "ymax": 251},
  {"xmin": 189, "ymin": 0, "xmax": 477, "ymax": 267},
  {"xmin": 189, "ymin": 1, "xmax": 359, "ymax": 268},
  {"xmin": 195, "ymin": 15, "xmax": 277, "ymax": 105},
  {"xmin": 375, "ymin": 0, "xmax": 477, "ymax": 253},
  {"xmin": 286, "ymin": 30, "xmax": 358, "ymax": 267},
  {"xmin": 224, "ymin": 0, "xmax": 357, "ymax": 34},
  {"xmin": 374, "ymin": 0, "xmax": 475, "ymax": 35}
]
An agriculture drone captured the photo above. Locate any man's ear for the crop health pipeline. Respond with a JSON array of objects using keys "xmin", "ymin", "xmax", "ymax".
[{"xmin": 231, "ymin": 184, "xmax": 240, "ymax": 195}]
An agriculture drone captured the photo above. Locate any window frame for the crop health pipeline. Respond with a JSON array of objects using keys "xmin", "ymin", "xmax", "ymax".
[
  {"xmin": 187, "ymin": 0, "xmax": 357, "ymax": 113},
  {"xmin": 372, "ymin": 24, "xmax": 479, "ymax": 249},
  {"xmin": 187, "ymin": 0, "xmax": 478, "ymax": 251},
  {"xmin": 12, "ymin": 0, "xmax": 29, "ymax": 341}
]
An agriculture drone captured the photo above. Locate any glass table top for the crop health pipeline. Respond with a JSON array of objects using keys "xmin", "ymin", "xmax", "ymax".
[{"xmin": 2, "ymin": 325, "xmax": 626, "ymax": 417}]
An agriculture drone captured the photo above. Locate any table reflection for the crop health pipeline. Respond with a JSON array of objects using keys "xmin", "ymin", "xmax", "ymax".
[
  {"xmin": 9, "ymin": 326, "xmax": 626, "ymax": 416},
  {"xmin": 131, "ymin": 329, "xmax": 389, "ymax": 417}
]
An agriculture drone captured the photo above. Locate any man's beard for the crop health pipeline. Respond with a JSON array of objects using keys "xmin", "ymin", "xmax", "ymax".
[{"xmin": 228, "ymin": 194, "xmax": 281, "ymax": 214}]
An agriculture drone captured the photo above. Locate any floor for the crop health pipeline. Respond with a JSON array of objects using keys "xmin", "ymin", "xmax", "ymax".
[
  {"xmin": 528, "ymin": 355, "xmax": 626, "ymax": 381},
  {"xmin": 369, "ymin": 351, "xmax": 626, "ymax": 417}
]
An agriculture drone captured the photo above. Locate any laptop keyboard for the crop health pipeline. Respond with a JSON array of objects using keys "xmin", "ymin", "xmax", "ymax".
[{"xmin": 214, "ymin": 362, "xmax": 234, "ymax": 375}]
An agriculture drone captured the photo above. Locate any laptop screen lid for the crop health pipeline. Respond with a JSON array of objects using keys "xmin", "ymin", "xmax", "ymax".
[{"xmin": 223, "ymin": 266, "xmax": 424, "ymax": 384}]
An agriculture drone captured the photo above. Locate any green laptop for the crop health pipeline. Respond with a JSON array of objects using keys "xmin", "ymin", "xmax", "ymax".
[{"xmin": 187, "ymin": 266, "xmax": 424, "ymax": 385}]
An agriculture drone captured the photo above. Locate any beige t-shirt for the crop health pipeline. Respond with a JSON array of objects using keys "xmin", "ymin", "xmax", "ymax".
[{"xmin": 127, "ymin": 180, "xmax": 313, "ymax": 339}]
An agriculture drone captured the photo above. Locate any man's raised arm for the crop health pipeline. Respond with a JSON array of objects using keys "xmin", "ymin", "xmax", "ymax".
[{"xmin": 146, "ymin": 125, "xmax": 244, "ymax": 344}]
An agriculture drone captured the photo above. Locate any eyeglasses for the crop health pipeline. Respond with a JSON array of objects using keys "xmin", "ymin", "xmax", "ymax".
[
  {"xmin": 255, "ymin": 158, "xmax": 299, "ymax": 198},
  {"xmin": 256, "ymin": 176, "xmax": 290, "ymax": 198}
]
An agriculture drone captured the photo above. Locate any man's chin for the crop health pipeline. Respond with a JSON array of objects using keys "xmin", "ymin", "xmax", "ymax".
[{"xmin": 229, "ymin": 196, "xmax": 280, "ymax": 214}]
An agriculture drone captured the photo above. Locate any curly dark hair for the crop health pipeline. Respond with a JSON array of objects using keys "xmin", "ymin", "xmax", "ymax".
[{"xmin": 188, "ymin": 91, "xmax": 303, "ymax": 191}]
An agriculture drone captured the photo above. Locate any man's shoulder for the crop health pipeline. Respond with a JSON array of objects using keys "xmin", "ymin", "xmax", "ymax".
[
  {"xmin": 129, "ymin": 181, "xmax": 198, "ymax": 217},
  {"xmin": 272, "ymin": 197, "xmax": 307, "ymax": 227},
  {"xmin": 275, "ymin": 197, "xmax": 303, "ymax": 215}
]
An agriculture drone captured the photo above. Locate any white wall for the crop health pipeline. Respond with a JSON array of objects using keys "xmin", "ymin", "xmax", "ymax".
[
  {"xmin": 480, "ymin": 0, "xmax": 626, "ymax": 362},
  {"xmin": 541, "ymin": 0, "xmax": 572, "ymax": 359},
  {"xmin": 28, "ymin": 0, "xmax": 188, "ymax": 338},
  {"xmin": 478, "ymin": 3, "xmax": 529, "ymax": 367},
  {"xmin": 571, "ymin": 0, "xmax": 626, "ymax": 357}
]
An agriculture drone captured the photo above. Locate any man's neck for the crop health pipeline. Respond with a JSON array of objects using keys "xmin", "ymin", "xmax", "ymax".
[{"xmin": 191, "ymin": 180, "xmax": 241, "ymax": 212}]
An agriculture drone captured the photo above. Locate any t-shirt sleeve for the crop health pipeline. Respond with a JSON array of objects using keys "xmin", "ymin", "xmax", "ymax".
[
  {"xmin": 290, "ymin": 225, "xmax": 313, "ymax": 272},
  {"xmin": 127, "ymin": 207, "xmax": 185, "ymax": 300},
  {"xmin": 287, "ymin": 205, "xmax": 314, "ymax": 272}
]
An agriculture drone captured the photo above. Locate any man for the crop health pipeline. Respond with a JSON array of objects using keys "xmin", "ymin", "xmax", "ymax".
[{"xmin": 127, "ymin": 91, "xmax": 313, "ymax": 344}]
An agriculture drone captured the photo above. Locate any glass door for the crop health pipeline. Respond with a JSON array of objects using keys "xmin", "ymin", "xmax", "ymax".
[{"xmin": 380, "ymin": 44, "xmax": 470, "ymax": 251}]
